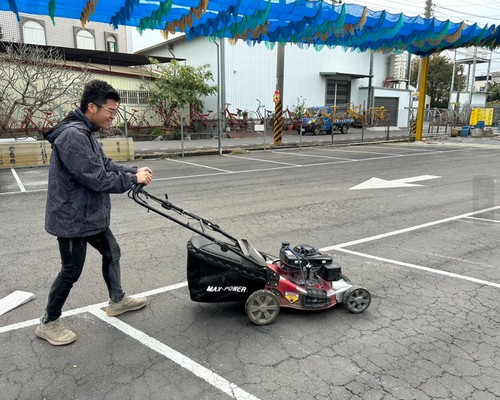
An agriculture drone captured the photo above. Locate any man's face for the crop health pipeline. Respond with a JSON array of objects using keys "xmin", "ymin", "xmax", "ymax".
[{"xmin": 86, "ymin": 100, "xmax": 119, "ymax": 129}]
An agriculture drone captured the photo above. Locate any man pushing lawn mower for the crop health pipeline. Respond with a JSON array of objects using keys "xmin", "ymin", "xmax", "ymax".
[{"xmin": 35, "ymin": 80, "xmax": 153, "ymax": 346}]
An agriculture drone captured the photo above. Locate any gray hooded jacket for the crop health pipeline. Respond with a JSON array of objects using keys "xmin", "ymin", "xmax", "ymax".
[{"xmin": 44, "ymin": 109, "xmax": 137, "ymax": 238}]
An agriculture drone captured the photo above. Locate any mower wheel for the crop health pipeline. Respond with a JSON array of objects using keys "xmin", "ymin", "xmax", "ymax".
[
  {"xmin": 245, "ymin": 290, "xmax": 280, "ymax": 325},
  {"xmin": 343, "ymin": 286, "xmax": 371, "ymax": 314}
]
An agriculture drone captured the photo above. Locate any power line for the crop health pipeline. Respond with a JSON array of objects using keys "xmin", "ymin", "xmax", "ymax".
[
  {"xmin": 432, "ymin": 0, "xmax": 500, "ymax": 24},
  {"xmin": 351, "ymin": 0, "xmax": 500, "ymax": 25},
  {"xmin": 349, "ymin": 1, "xmax": 500, "ymax": 73},
  {"xmin": 434, "ymin": 5, "xmax": 500, "ymax": 23},
  {"xmin": 347, "ymin": 0, "xmax": 426, "ymax": 16}
]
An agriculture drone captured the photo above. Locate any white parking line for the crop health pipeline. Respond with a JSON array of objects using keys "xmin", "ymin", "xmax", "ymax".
[
  {"xmin": 224, "ymin": 154, "xmax": 302, "ymax": 166},
  {"xmin": 333, "ymin": 247, "xmax": 500, "ymax": 289},
  {"xmin": 394, "ymin": 146, "xmax": 452, "ymax": 152},
  {"xmin": 91, "ymin": 309, "xmax": 261, "ymax": 400},
  {"xmin": 464, "ymin": 216, "xmax": 500, "ymax": 223},
  {"xmin": 378, "ymin": 144, "xmax": 451, "ymax": 152},
  {"xmin": 0, "ymin": 147, "xmax": 483, "ymax": 195},
  {"xmin": 322, "ymin": 204, "xmax": 500, "ymax": 290},
  {"xmin": 317, "ymin": 148, "xmax": 404, "ymax": 156},
  {"xmin": 11, "ymin": 168, "xmax": 26, "ymax": 192},
  {"xmin": 0, "ymin": 281, "xmax": 189, "ymax": 334},
  {"xmin": 271, "ymin": 150, "xmax": 355, "ymax": 161},
  {"xmin": 156, "ymin": 172, "xmax": 229, "ymax": 181},
  {"xmin": 165, "ymin": 158, "xmax": 233, "ymax": 173},
  {"xmin": 323, "ymin": 205, "xmax": 500, "ymax": 250},
  {"xmin": 0, "ymin": 279, "xmax": 260, "ymax": 400}
]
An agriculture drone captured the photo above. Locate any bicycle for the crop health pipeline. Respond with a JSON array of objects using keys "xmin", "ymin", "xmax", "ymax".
[
  {"xmin": 256, "ymin": 99, "xmax": 275, "ymax": 128},
  {"xmin": 190, "ymin": 106, "xmax": 217, "ymax": 133},
  {"xmin": 17, "ymin": 109, "xmax": 58, "ymax": 138},
  {"xmin": 165, "ymin": 108, "xmax": 184, "ymax": 131},
  {"xmin": 366, "ymin": 106, "xmax": 388, "ymax": 126},
  {"xmin": 282, "ymin": 106, "xmax": 295, "ymax": 122},
  {"xmin": 283, "ymin": 105, "xmax": 299, "ymax": 130},
  {"xmin": 223, "ymin": 103, "xmax": 245, "ymax": 131},
  {"xmin": 124, "ymin": 108, "xmax": 150, "ymax": 128},
  {"xmin": 255, "ymin": 99, "xmax": 269, "ymax": 123},
  {"xmin": 374, "ymin": 106, "xmax": 388, "ymax": 126},
  {"xmin": 344, "ymin": 103, "xmax": 365, "ymax": 126},
  {"xmin": 154, "ymin": 104, "xmax": 183, "ymax": 131}
]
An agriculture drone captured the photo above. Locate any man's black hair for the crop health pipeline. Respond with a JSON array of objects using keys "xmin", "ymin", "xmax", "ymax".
[{"xmin": 80, "ymin": 80, "xmax": 121, "ymax": 112}]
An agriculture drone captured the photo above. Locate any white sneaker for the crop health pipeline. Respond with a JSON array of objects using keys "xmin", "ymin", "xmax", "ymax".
[
  {"xmin": 106, "ymin": 296, "xmax": 147, "ymax": 317},
  {"xmin": 35, "ymin": 319, "xmax": 77, "ymax": 346}
]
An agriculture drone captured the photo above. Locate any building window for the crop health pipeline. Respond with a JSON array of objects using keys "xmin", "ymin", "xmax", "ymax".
[
  {"xmin": 325, "ymin": 78, "xmax": 350, "ymax": 106},
  {"xmin": 76, "ymin": 30, "xmax": 95, "ymax": 50},
  {"xmin": 23, "ymin": 20, "xmax": 46, "ymax": 45},
  {"xmin": 106, "ymin": 35, "xmax": 118, "ymax": 52},
  {"xmin": 116, "ymin": 90, "xmax": 149, "ymax": 105}
]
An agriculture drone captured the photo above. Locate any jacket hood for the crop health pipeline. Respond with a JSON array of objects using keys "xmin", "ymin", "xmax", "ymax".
[{"xmin": 43, "ymin": 108, "xmax": 99, "ymax": 144}]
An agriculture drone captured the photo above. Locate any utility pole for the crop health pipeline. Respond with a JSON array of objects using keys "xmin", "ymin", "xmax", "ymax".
[
  {"xmin": 273, "ymin": 43, "xmax": 285, "ymax": 145},
  {"xmin": 415, "ymin": 0, "xmax": 432, "ymax": 141},
  {"xmin": 416, "ymin": 0, "xmax": 432, "ymax": 91},
  {"xmin": 424, "ymin": 0, "xmax": 432, "ymax": 18}
]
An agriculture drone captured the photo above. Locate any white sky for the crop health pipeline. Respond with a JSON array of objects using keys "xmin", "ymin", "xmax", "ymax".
[{"xmin": 131, "ymin": 0, "xmax": 500, "ymax": 74}]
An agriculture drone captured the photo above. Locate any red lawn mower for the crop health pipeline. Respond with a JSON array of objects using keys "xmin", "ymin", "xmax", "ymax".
[{"xmin": 131, "ymin": 184, "xmax": 371, "ymax": 325}]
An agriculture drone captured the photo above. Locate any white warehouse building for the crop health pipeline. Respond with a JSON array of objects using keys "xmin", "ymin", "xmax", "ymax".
[{"xmin": 137, "ymin": 36, "xmax": 413, "ymax": 128}]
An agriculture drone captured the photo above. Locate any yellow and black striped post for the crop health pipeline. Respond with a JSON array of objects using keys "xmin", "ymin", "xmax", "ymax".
[
  {"xmin": 273, "ymin": 101, "xmax": 283, "ymax": 145},
  {"xmin": 410, "ymin": 118, "xmax": 417, "ymax": 141}
]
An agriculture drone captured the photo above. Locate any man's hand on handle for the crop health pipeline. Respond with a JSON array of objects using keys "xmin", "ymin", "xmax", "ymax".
[{"xmin": 136, "ymin": 167, "xmax": 153, "ymax": 185}]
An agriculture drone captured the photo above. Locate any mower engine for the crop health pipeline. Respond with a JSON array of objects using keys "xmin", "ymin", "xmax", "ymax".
[{"xmin": 279, "ymin": 243, "xmax": 343, "ymax": 284}]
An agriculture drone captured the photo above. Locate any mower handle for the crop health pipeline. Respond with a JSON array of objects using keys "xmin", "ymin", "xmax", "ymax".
[
  {"xmin": 132, "ymin": 183, "xmax": 145, "ymax": 199},
  {"xmin": 129, "ymin": 183, "xmax": 273, "ymax": 269}
]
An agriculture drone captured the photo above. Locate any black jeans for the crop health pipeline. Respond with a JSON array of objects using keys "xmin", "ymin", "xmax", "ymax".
[{"xmin": 42, "ymin": 228, "xmax": 125, "ymax": 323}]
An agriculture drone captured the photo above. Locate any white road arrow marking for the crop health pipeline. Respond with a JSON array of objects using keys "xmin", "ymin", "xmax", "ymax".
[{"xmin": 350, "ymin": 175, "xmax": 441, "ymax": 190}]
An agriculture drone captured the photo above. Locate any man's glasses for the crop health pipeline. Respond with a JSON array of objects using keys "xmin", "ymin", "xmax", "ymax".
[{"xmin": 94, "ymin": 103, "xmax": 119, "ymax": 116}]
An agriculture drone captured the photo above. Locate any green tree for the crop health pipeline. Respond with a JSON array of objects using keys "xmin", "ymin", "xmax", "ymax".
[
  {"xmin": 410, "ymin": 54, "xmax": 464, "ymax": 108},
  {"xmin": 487, "ymin": 82, "xmax": 500, "ymax": 104},
  {"xmin": 141, "ymin": 59, "xmax": 217, "ymax": 128}
]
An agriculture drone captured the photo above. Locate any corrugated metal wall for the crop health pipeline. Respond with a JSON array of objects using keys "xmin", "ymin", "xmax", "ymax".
[{"xmin": 169, "ymin": 37, "xmax": 391, "ymax": 117}]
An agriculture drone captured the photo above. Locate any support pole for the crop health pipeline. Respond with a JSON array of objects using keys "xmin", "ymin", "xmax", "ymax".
[
  {"xmin": 415, "ymin": 56, "xmax": 429, "ymax": 141},
  {"xmin": 449, "ymin": 50, "xmax": 456, "ymax": 110},
  {"xmin": 415, "ymin": 0, "xmax": 432, "ymax": 141},
  {"xmin": 367, "ymin": 52, "xmax": 374, "ymax": 111}
]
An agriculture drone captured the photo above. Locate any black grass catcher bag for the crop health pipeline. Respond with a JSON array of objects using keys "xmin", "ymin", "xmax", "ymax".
[{"xmin": 187, "ymin": 235, "xmax": 268, "ymax": 303}]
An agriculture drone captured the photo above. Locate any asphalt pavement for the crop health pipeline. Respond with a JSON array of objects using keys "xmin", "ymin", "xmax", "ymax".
[{"xmin": 1, "ymin": 140, "xmax": 500, "ymax": 400}]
